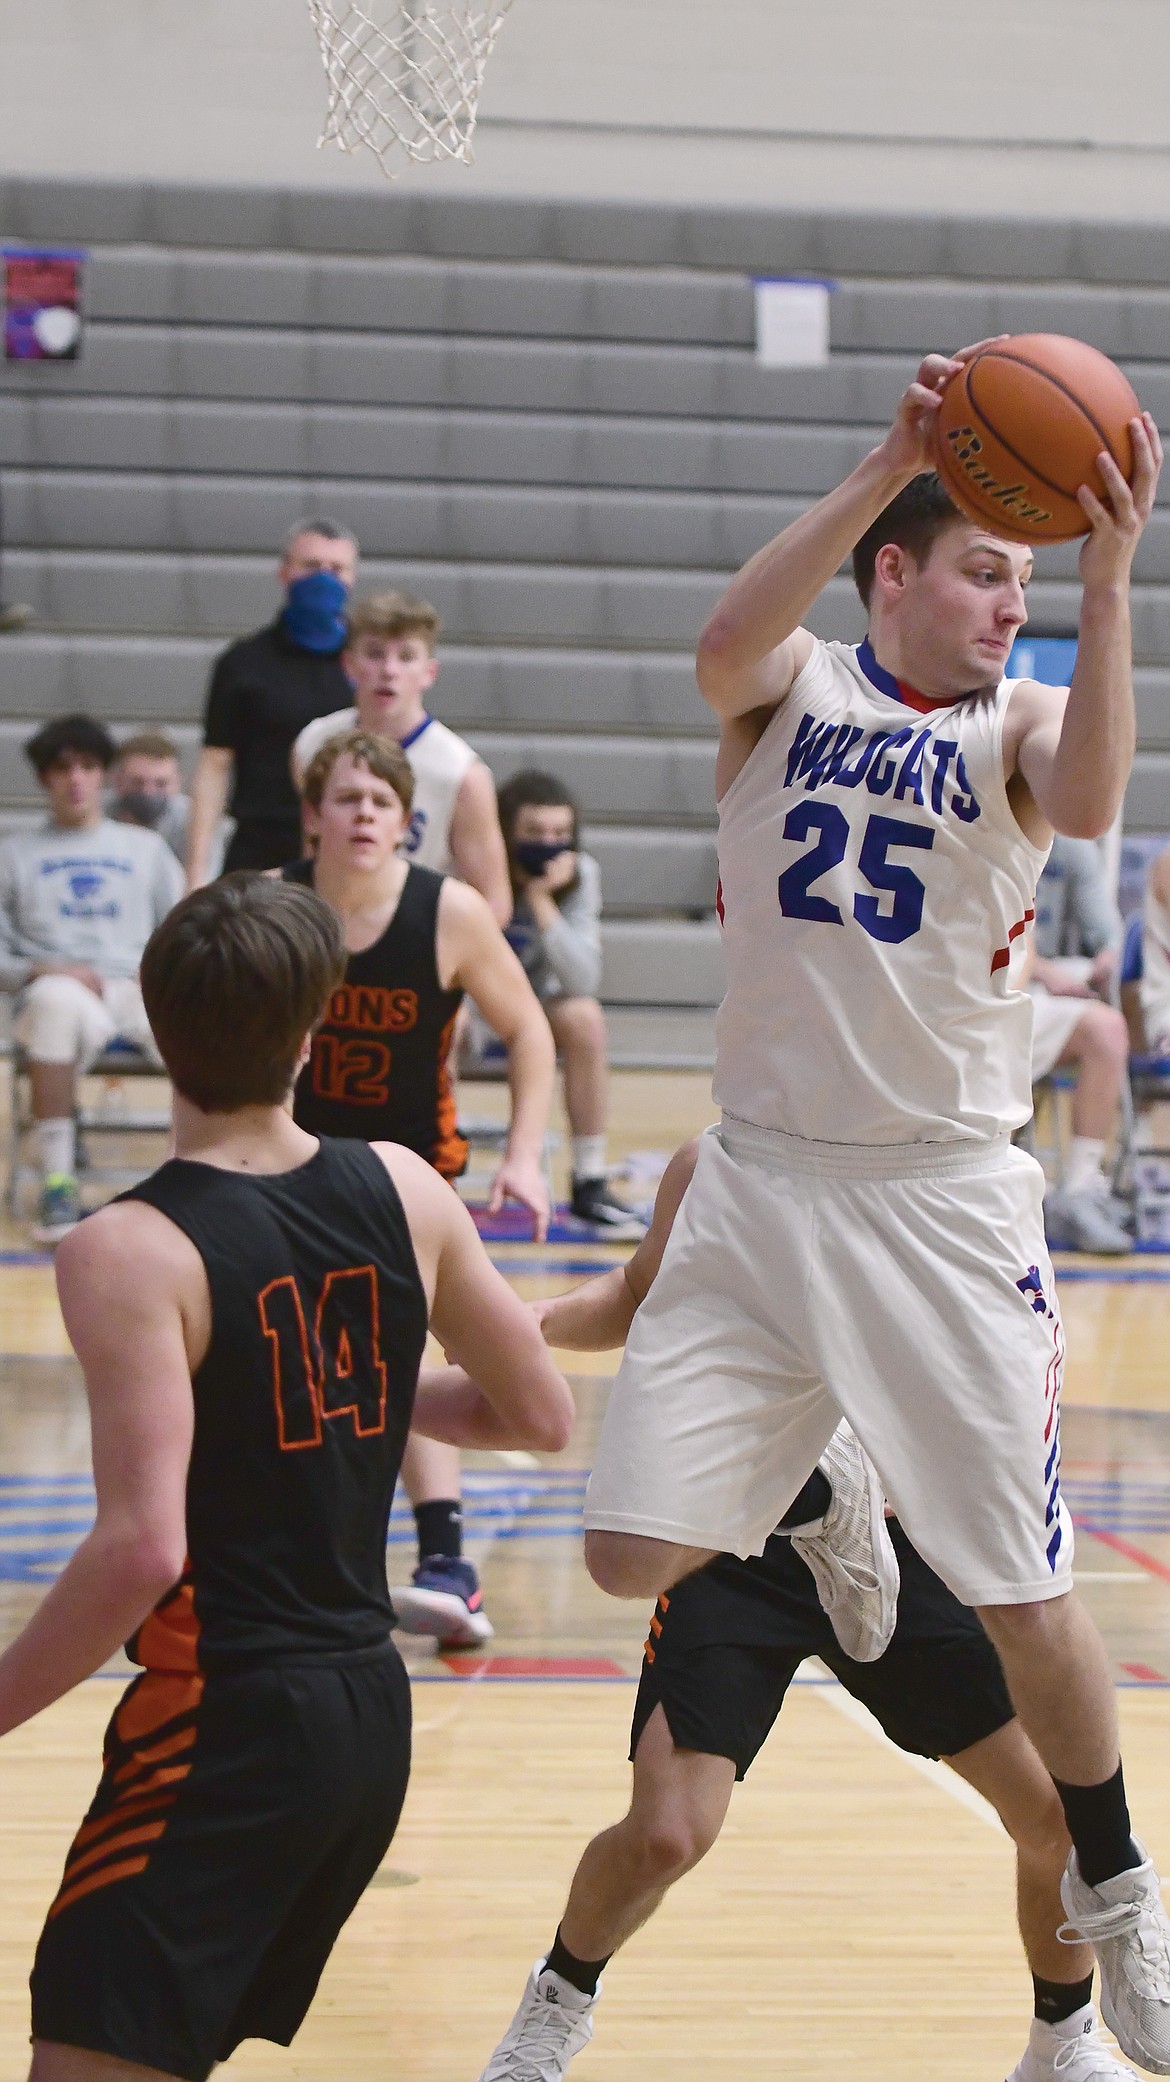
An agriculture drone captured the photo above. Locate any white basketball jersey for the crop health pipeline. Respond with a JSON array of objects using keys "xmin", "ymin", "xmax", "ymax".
[
  {"xmin": 399, "ymin": 715, "xmax": 478, "ymax": 874},
  {"xmin": 712, "ymin": 638, "xmax": 1051, "ymax": 1145}
]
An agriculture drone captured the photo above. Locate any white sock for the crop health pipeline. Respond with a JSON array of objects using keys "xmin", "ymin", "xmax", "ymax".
[
  {"xmin": 36, "ymin": 1116, "xmax": 76, "ymax": 1181},
  {"xmin": 572, "ymin": 1135, "xmax": 606, "ymax": 1183},
  {"xmin": 1065, "ymin": 1136, "xmax": 1107, "ymax": 1197}
]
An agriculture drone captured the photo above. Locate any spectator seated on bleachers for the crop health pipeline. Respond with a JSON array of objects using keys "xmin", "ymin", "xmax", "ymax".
[
  {"xmin": 496, "ymin": 768, "xmax": 645, "ymax": 1238},
  {"xmin": 108, "ymin": 729, "xmax": 192, "ymax": 866},
  {"xmin": 0, "ymin": 714, "xmax": 184, "ymax": 1245},
  {"xmin": 1027, "ymin": 834, "xmax": 1130, "ymax": 1256},
  {"xmin": 1139, "ymin": 842, "xmax": 1170, "ymax": 1058}
]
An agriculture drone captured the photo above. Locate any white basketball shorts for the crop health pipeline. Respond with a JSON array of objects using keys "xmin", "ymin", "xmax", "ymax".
[{"xmin": 584, "ymin": 1117, "xmax": 1072, "ymax": 1609}]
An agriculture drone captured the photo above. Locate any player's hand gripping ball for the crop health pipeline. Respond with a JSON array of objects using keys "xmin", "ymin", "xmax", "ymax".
[{"xmin": 930, "ymin": 333, "xmax": 1141, "ymax": 543}]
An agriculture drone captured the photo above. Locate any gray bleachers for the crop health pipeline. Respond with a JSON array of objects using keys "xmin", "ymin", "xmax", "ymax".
[{"xmin": 2, "ymin": 180, "xmax": 1170, "ymax": 1016}]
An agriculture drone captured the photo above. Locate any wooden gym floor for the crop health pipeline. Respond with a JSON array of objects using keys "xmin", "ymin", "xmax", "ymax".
[{"xmin": 0, "ymin": 1070, "xmax": 1167, "ymax": 2079}]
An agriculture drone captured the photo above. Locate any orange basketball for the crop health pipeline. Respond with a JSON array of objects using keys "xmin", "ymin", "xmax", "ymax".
[{"xmin": 931, "ymin": 334, "xmax": 1140, "ymax": 544}]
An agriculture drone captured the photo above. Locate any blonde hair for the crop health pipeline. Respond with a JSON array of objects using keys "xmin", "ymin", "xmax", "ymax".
[
  {"xmin": 345, "ymin": 588, "xmax": 440, "ymax": 651},
  {"xmin": 301, "ymin": 730, "xmax": 415, "ymax": 816}
]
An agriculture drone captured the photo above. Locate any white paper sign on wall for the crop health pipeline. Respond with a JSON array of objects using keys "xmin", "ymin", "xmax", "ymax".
[{"xmin": 754, "ymin": 278, "xmax": 833, "ymax": 367}]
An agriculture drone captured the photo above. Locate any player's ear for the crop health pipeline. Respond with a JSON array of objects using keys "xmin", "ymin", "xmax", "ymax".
[
  {"xmin": 422, "ymin": 653, "xmax": 440, "ymax": 690},
  {"xmin": 873, "ymin": 542, "xmax": 910, "ymax": 597}
]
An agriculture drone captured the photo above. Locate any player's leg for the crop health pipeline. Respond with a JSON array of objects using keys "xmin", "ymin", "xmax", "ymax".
[
  {"xmin": 545, "ymin": 994, "xmax": 644, "ymax": 1237},
  {"xmin": 947, "ymin": 1724, "xmax": 1137, "ymax": 2080},
  {"xmin": 388, "ymin": 1433, "xmax": 492, "ymax": 1649},
  {"xmin": 811, "ymin": 1127, "xmax": 1170, "ymax": 2082},
  {"xmin": 15, "ymin": 974, "xmax": 114, "ymax": 1241},
  {"xmin": 823, "ymin": 1525, "xmax": 1134, "ymax": 2079},
  {"xmin": 1042, "ymin": 1001, "xmax": 1131, "ymax": 1255},
  {"xmin": 475, "ymin": 1598, "xmax": 800, "ymax": 2082},
  {"xmin": 584, "ymin": 1129, "xmax": 840, "ymax": 1600},
  {"xmin": 30, "ymin": 2050, "xmax": 181, "ymax": 2080}
]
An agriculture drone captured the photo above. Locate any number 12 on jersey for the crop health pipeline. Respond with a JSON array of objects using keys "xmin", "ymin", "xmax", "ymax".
[{"xmin": 778, "ymin": 806, "xmax": 934, "ymax": 945}]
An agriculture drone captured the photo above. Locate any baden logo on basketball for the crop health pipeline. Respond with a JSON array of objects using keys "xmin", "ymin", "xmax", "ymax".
[{"xmin": 941, "ymin": 428, "xmax": 1054, "ymax": 530}]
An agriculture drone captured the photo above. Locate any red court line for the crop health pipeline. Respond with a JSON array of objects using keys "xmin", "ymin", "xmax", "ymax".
[
  {"xmin": 439, "ymin": 1654, "xmax": 625, "ymax": 1679},
  {"xmin": 1078, "ymin": 1524, "xmax": 1170, "ymax": 1585},
  {"xmin": 1120, "ymin": 1662, "xmax": 1167, "ymax": 1683}
]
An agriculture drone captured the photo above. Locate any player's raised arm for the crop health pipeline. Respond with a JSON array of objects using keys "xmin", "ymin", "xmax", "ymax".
[
  {"xmin": 696, "ymin": 346, "xmax": 997, "ymax": 724},
  {"xmin": 1008, "ymin": 412, "xmax": 1163, "ymax": 840},
  {"xmin": 536, "ymin": 1138, "xmax": 701, "ymax": 1351},
  {"xmin": 0, "ymin": 1204, "xmax": 197, "ymax": 1735},
  {"xmin": 438, "ymin": 877, "xmax": 555, "ymax": 1240}
]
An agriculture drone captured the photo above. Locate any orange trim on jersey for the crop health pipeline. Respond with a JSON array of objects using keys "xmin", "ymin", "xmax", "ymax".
[
  {"xmin": 315, "ymin": 1265, "xmax": 388, "ymax": 1437},
  {"xmin": 259, "ymin": 1274, "xmax": 324, "ymax": 1451},
  {"xmin": 109, "ymin": 1759, "xmax": 193, "ymax": 1802},
  {"xmin": 130, "ymin": 1584, "xmax": 204, "ymax": 1679},
  {"xmin": 643, "ymin": 1639, "xmax": 656, "ymax": 1664},
  {"xmin": 72, "ymin": 1786, "xmax": 183, "ymax": 1851},
  {"xmin": 57, "ymin": 1818, "xmax": 170, "ymax": 1888},
  {"xmin": 47, "ymin": 1854, "xmax": 152, "ymax": 1921},
  {"xmin": 114, "ymin": 1666, "xmax": 204, "ymax": 1740},
  {"xmin": 649, "ymin": 1612, "xmax": 663, "ymax": 1639},
  {"xmin": 111, "ymin": 1726, "xmax": 198, "ymax": 1780},
  {"xmin": 432, "ymin": 1008, "xmax": 469, "ymax": 1180},
  {"xmin": 991, "ymin": 908, "xmax": 1036, "ymax": 974}
]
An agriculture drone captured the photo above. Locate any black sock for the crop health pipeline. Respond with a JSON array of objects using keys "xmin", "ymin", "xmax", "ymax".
[
  {"xmin": 1054, "ymin": 1764, "xmax": 1142, "ymax": 1889},
  {"xmin": 1033, "ymin": 1971, "xmax": 1094, "ymax": 2025},
  {"xmin": 776, "ymin": 1468, "xmax": 833, "ymax": 1532},
  {"xmin": 545, "ymin": 1926, "xmax": 609, "ymax": 1998},
  {"xmin": 414, "ymin": 1498, "xmax": 463, "ymax": 1564}
]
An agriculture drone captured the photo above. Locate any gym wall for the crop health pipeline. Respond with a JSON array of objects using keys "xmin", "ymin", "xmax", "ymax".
[{"xmin": 1, "ymin": 0, "xmax": 1168, "ymax": 218}]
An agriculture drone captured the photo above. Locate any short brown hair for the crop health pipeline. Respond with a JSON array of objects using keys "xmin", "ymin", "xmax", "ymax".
[
  {"xmin": 301, "ymin": 730, "xmax": 415, "ymax": 815},
  {"xmin": 345, "ymin": 588, "xmax": 441, "ymax": 651},
  {"xmin": 114, "ymin": 731, "xmax": 181, "ymax": 766},
  {"xmin": 141, "ymin": 875, "xmax": 345, "ymax": 1113},
  {"xmin": 852, "ymin": 473, "xmax": 964, "ymax": 608}
]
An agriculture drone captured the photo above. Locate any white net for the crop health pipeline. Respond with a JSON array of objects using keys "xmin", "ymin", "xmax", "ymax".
[{"xmin": 307, "ymin": 0, "xmax": 514, "ymax": 175}]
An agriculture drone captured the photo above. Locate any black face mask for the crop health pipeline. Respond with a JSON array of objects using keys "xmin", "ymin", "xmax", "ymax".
[
  {"xmin": 514, "ymin": 838, "xmax": 573, "ymax": 876},
  {"xmin": 113, "ymin": 788, "xmax": 169, "ymax": 829}
]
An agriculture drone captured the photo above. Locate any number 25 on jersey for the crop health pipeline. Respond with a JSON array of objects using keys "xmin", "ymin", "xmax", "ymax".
[{"xmin": 778, "ymin": 806, "xmax": 935, "ymax": 946}]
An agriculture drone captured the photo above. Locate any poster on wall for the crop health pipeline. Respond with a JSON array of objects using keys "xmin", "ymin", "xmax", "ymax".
[{"xmin": 3, "ymin": 247, "xmax": 86, "ymax": 361}]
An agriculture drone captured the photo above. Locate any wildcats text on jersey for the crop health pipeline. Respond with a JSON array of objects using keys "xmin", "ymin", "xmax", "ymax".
[{"xmin": 784, "ymin": 709, "xmax": 982, "ymax": 821}]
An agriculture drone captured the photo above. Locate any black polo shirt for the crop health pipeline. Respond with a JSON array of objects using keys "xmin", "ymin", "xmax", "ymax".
[{"xmin": 203, "ymin": 620, "xmax": 353, "ymax": 857}]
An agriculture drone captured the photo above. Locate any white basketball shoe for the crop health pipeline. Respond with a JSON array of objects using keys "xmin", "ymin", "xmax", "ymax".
[
  {"xmin": 1006, "ymin": 2005, "xmax": 1140, "ymax": 2079},
  {"xmin": 476, "ymin": 1960, "xmax": 599, "ymax": 2080},
  {"xmin": 789, "ymin": 1420, "xmax": 900, "ymax": 1663},
  {"xmin": 1060, "ymin": 1847, "xmax": 1170, "ymax": 2074}
]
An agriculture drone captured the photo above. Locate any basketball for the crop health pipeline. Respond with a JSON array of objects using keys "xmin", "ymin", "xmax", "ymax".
[{"xmin": 931, "ymin": 333, "xmax": 1141, "ymax": 543}]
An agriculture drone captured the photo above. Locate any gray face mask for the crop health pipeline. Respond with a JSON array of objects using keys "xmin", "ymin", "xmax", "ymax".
[{"xmin": 113, "ymin": 788, "xmax": 169, "ymax": 829}]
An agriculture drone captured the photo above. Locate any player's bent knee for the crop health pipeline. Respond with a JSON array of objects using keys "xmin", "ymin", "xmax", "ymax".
[
  {"xmin": 631, "ymin": 1811, "xmax": 715, "ymax": 1885},
  {"xmin": 976, "ymin": 1592, "xmax": 1073, "ymax": 1653}
]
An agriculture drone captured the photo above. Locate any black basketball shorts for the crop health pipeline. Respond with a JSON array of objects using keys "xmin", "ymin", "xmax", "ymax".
[
  {"xmin": 630, "ymin": 1520, "xmax": 1014, "ymax": 1781},
  {"xmin": 31, "ymin": 1645, "xmax": 411, "ymax": 2082}
]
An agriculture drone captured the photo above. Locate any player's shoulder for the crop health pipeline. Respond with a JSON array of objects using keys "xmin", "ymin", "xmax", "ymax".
[
  {"xmin": 56, "ymin": 1191, "xmax": 199, "ymax": 1297},
  {"xmin": 367, "ymin": 1140, "xmax": 468, "ymax": 1239}
]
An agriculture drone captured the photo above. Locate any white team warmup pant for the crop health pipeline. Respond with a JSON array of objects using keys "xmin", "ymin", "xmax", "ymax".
[
  {"xmin": 585, "ymin": 1118, "xmax": 1072, "ymax": 1609},
  {"xmin": 14, "ymin": 973, "xmax": 161, "ymax": 1070}
]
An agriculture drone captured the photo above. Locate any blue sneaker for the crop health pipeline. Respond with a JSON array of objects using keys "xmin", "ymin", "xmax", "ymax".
[
  {"xmin": 390, "ymin": 1556, "xmax": 494, "ymax": 1648},
  {"xmin": 32, "ymin": 1173, "xmax": 81, "ymax": 1246}
]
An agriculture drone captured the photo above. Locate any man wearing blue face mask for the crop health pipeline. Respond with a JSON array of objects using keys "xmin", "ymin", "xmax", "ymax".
[{"xmin": 186, "ymin": 518, "xmax": 359, "ymax": 884}]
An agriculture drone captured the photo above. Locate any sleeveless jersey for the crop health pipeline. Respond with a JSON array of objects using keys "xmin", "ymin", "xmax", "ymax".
[
  {"xmin": 286, "ymin": 859, "xmax": 467, "ymax": 1178},
  {"xmin": 712, "ymin": 637, "xmax": 1050, "ymax": 1145},
  {"xmin": 120, "ymin": 1138, "xmax": 428, "ymax": 1673},
  {"xmin": 399, "ymin": 714, "xmax": 478, "ymax": 873}
]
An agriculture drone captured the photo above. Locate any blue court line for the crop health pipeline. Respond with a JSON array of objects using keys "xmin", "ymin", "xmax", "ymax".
[{"xmin": 487, "ymin": 1256, "xmax": 621, "ymax": 1277}]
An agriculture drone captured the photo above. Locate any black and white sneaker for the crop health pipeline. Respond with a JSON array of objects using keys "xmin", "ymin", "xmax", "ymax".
[{"xmin": 569, "ymin": 1177, "xmax": 647, "ymax": 1239}]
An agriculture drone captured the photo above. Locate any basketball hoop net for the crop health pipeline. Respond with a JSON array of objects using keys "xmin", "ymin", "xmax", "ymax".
[{"xmin": 306, "ymin": 1, "xmax": 514, "ymax": 176}]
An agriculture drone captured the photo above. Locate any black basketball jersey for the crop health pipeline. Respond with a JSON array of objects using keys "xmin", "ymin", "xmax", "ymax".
[
  {"xmin": 285, "ymin": 860, "xmax": 467, "ymax": 1180},
  {"xmin": 119, "ymin": 1138, "xmax": 428, "ymax": 1674}
]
